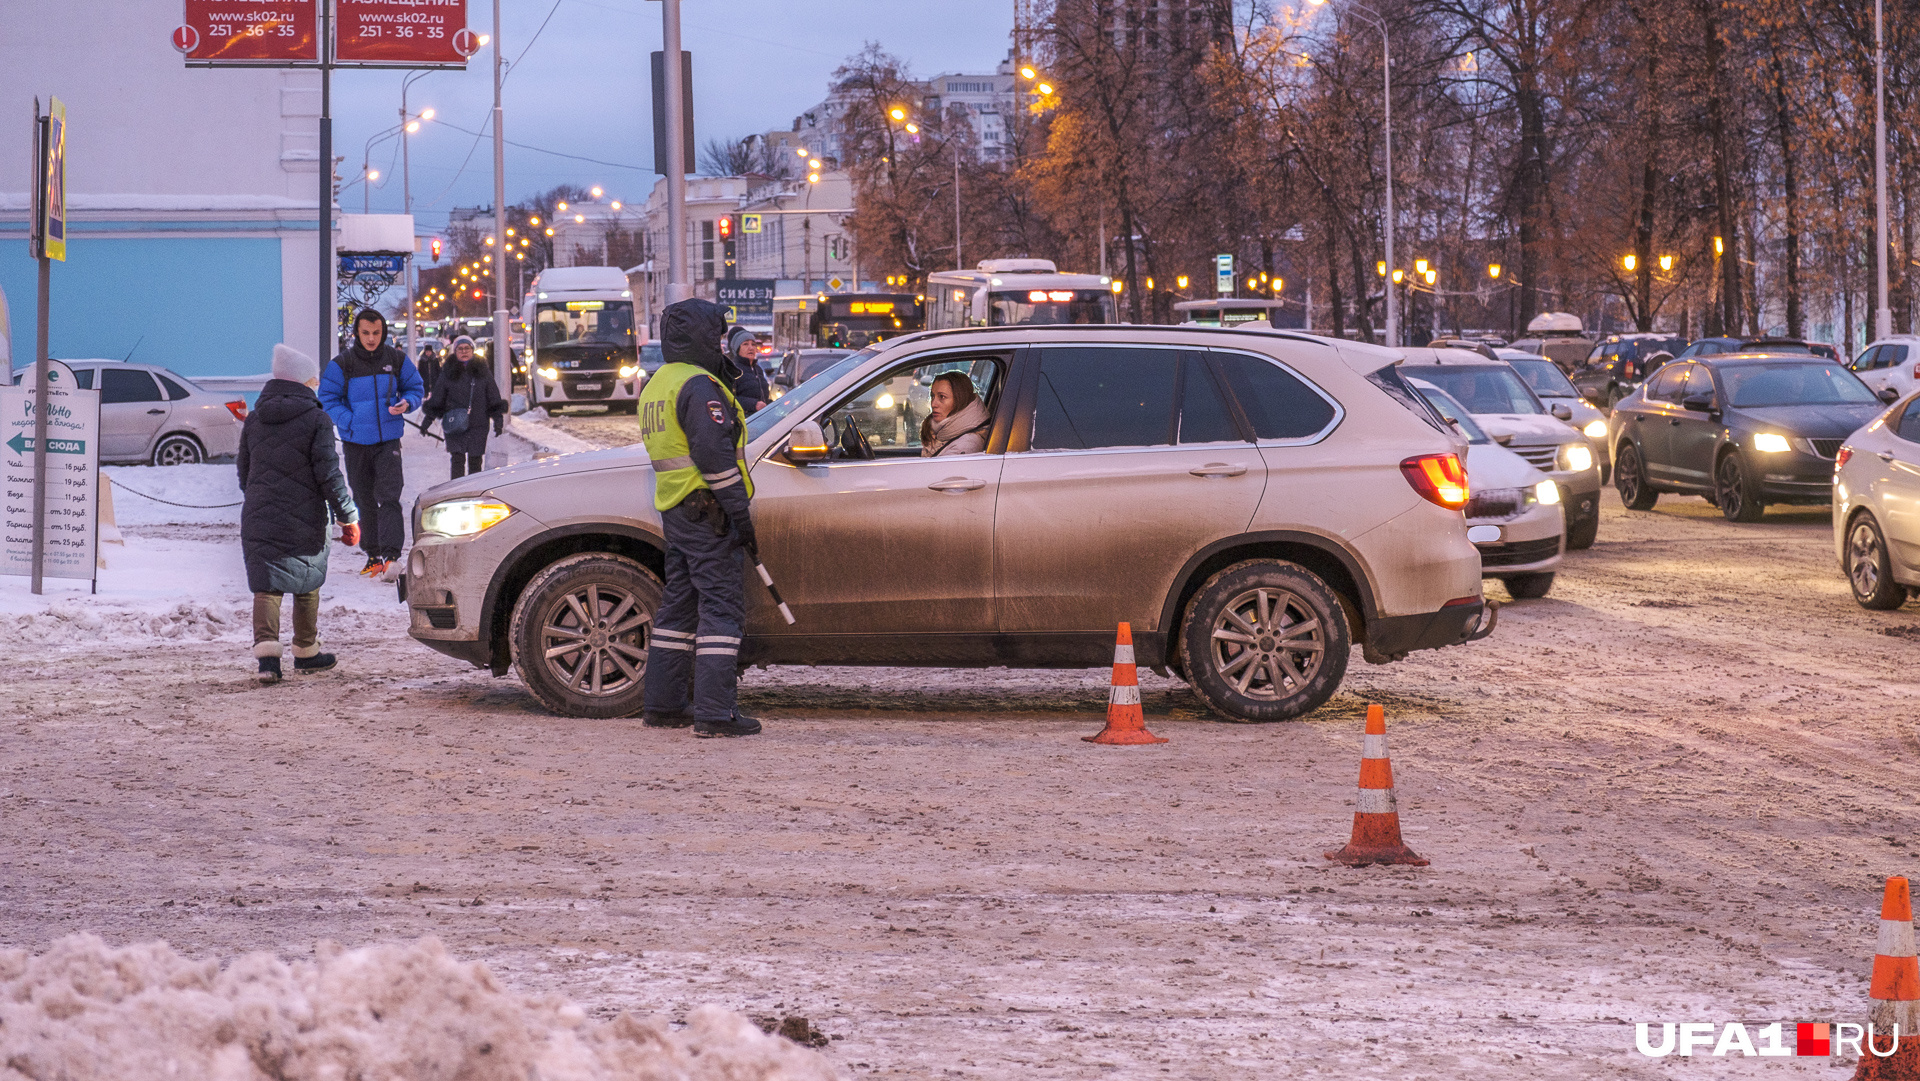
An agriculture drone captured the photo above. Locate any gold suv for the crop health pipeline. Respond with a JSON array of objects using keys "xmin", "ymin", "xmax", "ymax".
[{"xmin": 404, "ymin": 326, "xmax": 1492, "ymax": 722}]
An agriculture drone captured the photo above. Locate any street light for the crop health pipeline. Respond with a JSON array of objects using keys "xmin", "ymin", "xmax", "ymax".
[
  {"xmin": 1313, "ymin": 0, "xmax": 1395, "ymax": 345},
  {"xmin": 1658, "ymin": 254, "xmax": 1673, "ymax": 273},
  {"xmin": 1176, "ymin": 275, "xmax": 1190, "ymax": 290},
  {"xmin": 1487, "ymin": 263, "xmax": 1502, "ymax": 279},
  {"xmin": 1622, "ymin": 253, "xmax": 1637, "ymax": 272}
]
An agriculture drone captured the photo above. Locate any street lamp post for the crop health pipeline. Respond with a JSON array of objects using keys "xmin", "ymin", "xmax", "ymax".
[
  {"xmin": 1315, "ymin": 0, "xmax": 1393, "ymax": 345},
  {"xmin": 400, "ymin": 71, "xmax": 434, "ymax": 366},
  {"xmin": 1876, "ymin": 0, "xmax": 1892, "ymax": 343}
]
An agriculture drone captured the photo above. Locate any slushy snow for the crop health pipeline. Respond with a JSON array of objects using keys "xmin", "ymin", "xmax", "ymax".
[{"xmin": 0, "ymin": 934, "xmax": 840, "ymax": 1081}]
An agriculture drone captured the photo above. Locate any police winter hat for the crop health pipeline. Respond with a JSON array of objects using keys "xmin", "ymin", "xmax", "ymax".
[
  {"xmin": 660, "ymin": 298, "xmax": 731, "ymax": 376},
  {"xmin": 271, "ymin": 343, "xmax": 319, "ymax": 385}
]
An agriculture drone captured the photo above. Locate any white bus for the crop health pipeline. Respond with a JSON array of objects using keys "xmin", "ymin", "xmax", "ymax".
[
  {"xmin": 1173, "ymin": 298, "xmax": 1290, "ymax": 327},
  {"xmin": 523, "ymin": 267, "xmax": 640, "ymax": 415},
  {"xmin": 924, "ymin": 259, "xmax": 1118, "ymax": 329}
]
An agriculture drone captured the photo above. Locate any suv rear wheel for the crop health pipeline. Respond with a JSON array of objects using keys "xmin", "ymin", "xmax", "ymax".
[
  {"xmin": 1848, "ymin": 513, "xmax": 1906, "ymax": 610},
  {"xmin": 1180, "ymin": 560, "xmax": 1350, "ymax": 723},
  {"xmin": 1615, "ymin": 442, "xmax": 1658, "ymax": 510},
  {"xmin": 509, "ymin": 553, "xmax": 661, "ymax": 718}
]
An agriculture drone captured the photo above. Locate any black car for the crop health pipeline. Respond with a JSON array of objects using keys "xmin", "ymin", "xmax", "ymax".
[
  {"xmin": 772, "ymin": 348, "xmax": 854, "ymax": 391},
  {"xmin": 1676, "ymin": 336, "xmax": 1839, "ymax": 361},
  {"xmin": 1571, "ymin": 334, "xmax": 1688, "ymax": 407},
  {"xmin": 1611, "ymin": 354, "xmax": 1894, "ymax": 521}
]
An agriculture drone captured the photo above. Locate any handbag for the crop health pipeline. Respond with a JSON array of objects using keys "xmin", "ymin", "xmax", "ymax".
[{"xmin": 439, "ymin": 368, "xmax": 474, "ymax": 435}]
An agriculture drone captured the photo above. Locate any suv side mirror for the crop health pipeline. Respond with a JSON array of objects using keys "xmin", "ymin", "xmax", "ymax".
[
  {"xmin": 1550, "ymin": 403, "xmax": 1573, "ymax": 421},
  {"xmin": 784, "ymin": 419, "xmax": 831, "ymax": 463},
  {"xmin": 1880, "ymin": 386, "xmax": 1902, "ymax": 403},
  {"xmin": 1681, "ymin": 393, "xmax": 1715, "ymax": 412}
]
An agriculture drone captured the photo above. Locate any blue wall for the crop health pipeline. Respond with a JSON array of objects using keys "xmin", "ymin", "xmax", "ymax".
[{"xmin": 1, "ymin": 236, "xmax": 285, "ymax": 378}]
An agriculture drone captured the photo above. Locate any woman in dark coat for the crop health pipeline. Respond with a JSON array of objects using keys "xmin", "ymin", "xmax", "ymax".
[
  {"xmin": 238, "ymin": 345, "xmax": 359, "ymax": 683},
  {"xmin": 422, "ymin": 335, "xmax": 508, "ymax": 479}
]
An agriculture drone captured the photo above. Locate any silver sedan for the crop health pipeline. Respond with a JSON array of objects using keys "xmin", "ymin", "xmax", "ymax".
[{"xmin": 10, "ymin": 360, "xmax": 245, "ymax": 465}]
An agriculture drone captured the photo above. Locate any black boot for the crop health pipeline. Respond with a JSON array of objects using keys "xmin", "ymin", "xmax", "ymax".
[
  {"xmin": 694, "ymin": 711, "xmax": 762, "ymax": 738},
  {"xmin": 643, "ymin": 709, "xmax": 695, "ymax": 728},
  {"xmin": 256, "ymin": 657, "xmax": 283, "ymax": 684},
  {"xmin": 294, "ymin": 653, "xmax": 337, "ymax": 673}
]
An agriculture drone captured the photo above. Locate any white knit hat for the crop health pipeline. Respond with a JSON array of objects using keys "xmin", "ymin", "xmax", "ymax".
[{"xmin": 271, "ymin": 343, "xmax": 319, "ymax": 384}]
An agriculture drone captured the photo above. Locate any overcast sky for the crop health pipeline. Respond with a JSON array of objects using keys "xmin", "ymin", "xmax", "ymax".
[{"xmin": 333, "ymin": 1, "xmax": 1014, "ymax": 233}]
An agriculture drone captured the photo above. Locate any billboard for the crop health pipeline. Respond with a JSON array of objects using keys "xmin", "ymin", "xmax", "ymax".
[
  {"xmin": 334, "ymin": 0, "xmax": 471, "ymax": 67},
  {"xmin": 177, "ymin": 0, "xmax": 320, "ymax": 64}
]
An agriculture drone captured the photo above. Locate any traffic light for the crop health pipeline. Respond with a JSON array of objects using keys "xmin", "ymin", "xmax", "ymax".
[
  {"xmin": 430, "ymin": 237, "xmax": 442, "ymax": 261},
  {"xmin": 719, "ymin": 214, "xmax": 737, "ymax": 278}
]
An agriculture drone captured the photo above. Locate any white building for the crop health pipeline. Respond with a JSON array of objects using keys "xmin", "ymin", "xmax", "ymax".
[
  {"xmin": 0, "ymin": 0, "xmax": 328, "ymax": 377},
  {"xmin": 792, "ymin": 56, "xmax": 1022, "ymax": 169}
]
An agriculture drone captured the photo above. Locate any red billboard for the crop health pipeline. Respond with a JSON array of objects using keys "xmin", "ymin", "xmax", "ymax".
[
  {"xmin": 178, "ymin": 0, "xmax": 319, "ymax": 64},
  {"xmin": 335, "ymin": 0, "xmax": 470, "ymax": 67}
]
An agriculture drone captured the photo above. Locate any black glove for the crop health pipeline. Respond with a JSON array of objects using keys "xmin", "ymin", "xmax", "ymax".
[
  {"xmin": 493, "ymin": 418, "xmax": 505, "ymax": 436},
  {"xmin": 730, "ymin": 513, "xmax": 758, "ymax": 554}
]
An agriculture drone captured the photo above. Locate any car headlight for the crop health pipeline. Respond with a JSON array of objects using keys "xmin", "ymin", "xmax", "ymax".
[
  {"xmin": 538, "ymin": 366, "xmax": 559, "ymax": 381},
  {"xmin": 420, "ymin": 498, "xmax": 514, "ymax": 537},
  {"xmin": 1582, "ymin": 418, "xmax": 1608, "ymax": 438},
  {"xmin": 1752, "ymin": 432, "xmax": 1792, "ymax": 453},
  {"xmin": 1535, "ymin": 479, "xmax": 1561, "ymax": 505},
  {"xmin": 618, "ymin": 365, "xmax": 638, "ymax": 379},
  {"xmin": 1560, "ymin": 443, "xmax": 1594, "ymax": 472}
]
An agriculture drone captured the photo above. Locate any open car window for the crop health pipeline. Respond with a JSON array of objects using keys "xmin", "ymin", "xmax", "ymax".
[{"xmin": 818, "ymin": 354, "xmax": 1006, "ymax": 459}]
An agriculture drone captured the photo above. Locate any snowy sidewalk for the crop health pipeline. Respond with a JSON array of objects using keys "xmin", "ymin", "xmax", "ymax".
[{"xmin": 0, "ymin": 419, "xmax": 560, "ymax": 649}]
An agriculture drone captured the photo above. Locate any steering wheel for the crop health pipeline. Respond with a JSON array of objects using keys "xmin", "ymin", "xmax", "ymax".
[{"xmin": 837, "ymin": 416, "xmax": 875, "ymax": 460}]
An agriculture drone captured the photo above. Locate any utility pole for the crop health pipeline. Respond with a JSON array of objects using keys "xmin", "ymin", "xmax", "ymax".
[
  {"xmin": 661, "ymin": 0, "xmax": 690, "ymax": 304},
  {"xmin": 1875, "ymin": 0, "xmax": 1892, "ymax": 342},
  {"xmin": 29, "ymin": 99, "xmax": 51, "ymax": 596},
  {"xmin": 491, "ymin": 0, "xmax": 511, "ymax": 400},
  {"xmin": 320, "ymin": 0, "xmax": 334, "ymax": 365}
]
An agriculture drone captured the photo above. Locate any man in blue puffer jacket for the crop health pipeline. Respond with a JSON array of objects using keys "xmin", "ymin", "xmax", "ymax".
[{"xmin": 320, "ymin": 308, "xmax": 424, "ymax": 576}]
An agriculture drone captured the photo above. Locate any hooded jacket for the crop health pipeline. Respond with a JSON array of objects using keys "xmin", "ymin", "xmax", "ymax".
[
  {"xmin": 237, "ymin": 379, "xmax": 358, "ymax": 595},
  {"xmin": 424, "ymin": 357, "xmax": 508, "ymax": 456},
  {"xmin": 653, "ymin": 299, "xmax": 752, "ymax": 528},
  {"xmin": 319, "ymin": 310, "xmax": 425, "ymax": 445}
]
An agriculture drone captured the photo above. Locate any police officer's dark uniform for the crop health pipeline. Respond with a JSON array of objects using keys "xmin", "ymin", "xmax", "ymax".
[{"xmin": 638, "ymin": 299, "xmax": 762, "ymax": 737}]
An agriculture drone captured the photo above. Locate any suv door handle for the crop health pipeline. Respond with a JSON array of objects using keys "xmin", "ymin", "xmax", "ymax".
[
  {"xmin": 927, "ymin": 477, "xmax": 986, "ymax": 492},
  {"xmin": 1880, "ymin": 451, "xmax": 1897, "ymax": 463},
  {"xmin": 1189, "ymin": 463, "xmax": 1248, "ymax": 478},
  {"xmin": 146, "ymin": 408, "xmax": 166, "ymax": 415}
]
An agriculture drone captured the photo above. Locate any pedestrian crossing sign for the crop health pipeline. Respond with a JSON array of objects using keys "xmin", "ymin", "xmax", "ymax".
[{"xmin": 741, "ymin": 213, "xmax": 762, "ymax": 234}]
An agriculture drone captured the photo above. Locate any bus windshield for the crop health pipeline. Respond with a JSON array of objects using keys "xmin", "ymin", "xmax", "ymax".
[
  {"xmin": 535, "ymin": 300, "xmax": 635, "ymax": 349},
  {"xmin": 989, "ymin": 289, "xmax": 1115, "ymax": 325}
]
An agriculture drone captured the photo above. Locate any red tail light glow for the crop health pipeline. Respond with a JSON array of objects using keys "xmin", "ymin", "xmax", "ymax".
[
  {"xmin": 1837, "ymin": 446, "xmax": 1853, "ymax": 467},
  {"xmin": 1623, "ymin": 360, "xmax": 1635, "ymax": 381},
  {"xmin": 1401, "ymin": 453, "xmax": 1470, "ymax": 510},
  {"xmin": 224, "ymin": 400, "xmax": 248, "ymax": 421}
]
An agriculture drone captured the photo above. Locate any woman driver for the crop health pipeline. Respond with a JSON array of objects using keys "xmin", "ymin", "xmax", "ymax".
[{"xmin": 920, "ymin": 371, "xmax": 990, "ymax": 456}]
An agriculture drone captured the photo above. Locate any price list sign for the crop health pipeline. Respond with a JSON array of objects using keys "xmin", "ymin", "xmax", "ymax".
[
  {"xmin": 177, "ymin": 0, "xmax": 320, "ymax": 64},
  {"xmin": 335, "ymin": 0, "xmax": 471, "ymax": 67},
  {"xmin": 2, "ymin": 363, "xmax": 100, "ymax": 583}
]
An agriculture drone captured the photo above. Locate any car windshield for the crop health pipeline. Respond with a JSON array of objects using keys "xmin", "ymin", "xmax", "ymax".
[
  {"xmin": 746, "ymin": 351, "xmax": 872, "ymax": 442},
  {"xmin": 799, "ymin": 351, "xmax": 851, "ymax": 381},
  {"xmin": 1506, "ymin": 358, "xmax": 1579, "ymax": 398},
  {"xmin": 1399, "ymin": 365, "xmax": 1544, "ymax": 415},
  {"xmin": 1720, "ymin": 362, "xmax": 1878, "ymax": 407},
  {"xmin": 1412, "ymin": 384, "xmax": 1490, "ymax": 444}
]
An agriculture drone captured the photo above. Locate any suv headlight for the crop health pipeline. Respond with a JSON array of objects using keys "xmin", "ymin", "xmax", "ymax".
[
  {"xmin": 420, "ymin": 498, "xmax": 514, "ymax": 537},
  {"xmin": 1752, "ymin": 432, "xmax": 1792, "ymax": 453},
  {"xmin": 1559, "ymin": 443, "xmax": 1594, "ymax": 472},
  {"xmin": 1582, "ymin": 418, "xmax": 1608, "ymax": 438}
]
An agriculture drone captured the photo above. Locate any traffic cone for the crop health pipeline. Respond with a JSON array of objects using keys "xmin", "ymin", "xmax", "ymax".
[
  {"xmin": 1323, "ymin": 704, "xmax": 1428, "ymax": 867},
  {"xmin": 1083, "ymin": 622, "xmax": 1167, "ymax": 745},
  {"xmin": 1854, "ymin": 876, "xmax": 1920, "ymax": 1079}
]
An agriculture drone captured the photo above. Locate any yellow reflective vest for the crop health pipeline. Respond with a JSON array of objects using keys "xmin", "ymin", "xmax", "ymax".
[{"xmin": 638, "ymin": 362, "xmax": 754, "ymax": 511}]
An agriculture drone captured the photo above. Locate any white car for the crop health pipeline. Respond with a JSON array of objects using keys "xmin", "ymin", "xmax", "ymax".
[
  {"xmin": 10, "ymin": 359, "xmax": 245, "ymax": 465},
  {"xmin": 1834, "ymin": 388, "xmax": 1920, "ymax": 608},
  {"xmin": 1497, "ymin": 349, "xmax": 1610, "ymax": 477},
  {"xmin": 1413, "ymin": 381, "xmax": 1565, "ymax": 599},
  {"xmin": 1845, "ymin": 335, "xmax": 1920, "ymax": 400}
]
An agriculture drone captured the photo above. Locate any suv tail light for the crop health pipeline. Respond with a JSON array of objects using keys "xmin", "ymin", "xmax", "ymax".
[
  {"xmin": 1622, "ymin": 359, "xmax": 1636, "ymax": 381},
  {"xmin": 1401, "ymin": 453, "xmax": 1470, "ymax": 510},
  {"xmin": 1837, "ymin": 446, "xmax": 1853, "ymax": 467},
  {"xmin": 224, "ymin": 400, "xmax": 247, "ymax": 421}
]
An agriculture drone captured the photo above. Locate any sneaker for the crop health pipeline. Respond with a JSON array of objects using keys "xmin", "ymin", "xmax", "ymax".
[
  {"xmin": 694, "ymin": 712, "xmax": 762, "ymax": 738},
  {"xmin": 294, "ymin": 653, "xmax": 336, "ymax": 673},
  {"xmin": 256, "ymin": 657, "xmax": 283, "ymax": 684},
  {"xmin": 359, "ymin": 556, "xmax": 382, "ymax": 576},
  {"xmin": 642, "ymin": 709, "xmax": 694, "ymax": 728}
]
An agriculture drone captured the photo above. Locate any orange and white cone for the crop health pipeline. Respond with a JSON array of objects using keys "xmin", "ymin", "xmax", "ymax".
[
  {"xmin": 1855, "ymin": 876, "xmax": 1920, "ymax": 1079},
  {"xmin": 1323, "ymin": 704, "xmax": 1428, "ymax": 867},
  {"xmin": 1083, "ymin": 622, "xmax": 1167, "ymax": 745}
]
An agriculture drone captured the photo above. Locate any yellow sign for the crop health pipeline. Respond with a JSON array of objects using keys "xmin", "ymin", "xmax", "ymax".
[
  {"xmin": 722, "ymin": 305, "xmax": 738, "ymax": 321},
  {"xmin": 565, "ymin": 300, "xmax": 604, "ymax": 311},
  {"xmin": 828, "ymin": 277, "xmax": 844, "ymax": 290},
  {"xmin": 38, "ymin": 97, "xmax": 67, "ymax": 263},
  {"xmin": 741, "ymin": 213, "xmax": 762, "ymax": 234},
  {"xmin": 849, "ymin": 301, "xmax": 893, "ymax": 314}
]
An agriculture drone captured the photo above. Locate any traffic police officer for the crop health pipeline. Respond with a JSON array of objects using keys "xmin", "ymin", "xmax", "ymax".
[{"xmin": 638, "ymin": 299, "xmax": 761, "ymax": 738}]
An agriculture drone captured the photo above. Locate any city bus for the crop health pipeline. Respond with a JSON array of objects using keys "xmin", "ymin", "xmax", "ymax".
[
  {"xmin": 925, "ymin": 259, "xmax": 1118, "ymax": 329},
  {"xmin": 522, "ymin": 267, "xmax": 640, "ymax": 415},
  {"xmin": 807, "ymin": 292, "xmax": 924, "ymax": 348},
  {"xmin": 1173, "ymin": 298, "xmax": 1292, "ymax": 327}
]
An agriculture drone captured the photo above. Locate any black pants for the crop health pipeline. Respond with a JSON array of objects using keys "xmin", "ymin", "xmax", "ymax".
[
  {"xmin": 449, "ymin": 452, "xmax": 484, "ymax": 479},
  {"xmin": 643, "ymin": 501, "xmax": 746, "ymax": 723},
  {"xmin": 343, "ymin": 440, "xmax": 405, "ymax": 560}
]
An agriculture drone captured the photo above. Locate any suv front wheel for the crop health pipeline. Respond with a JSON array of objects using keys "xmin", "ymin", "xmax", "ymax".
[
  {"xmin": 509, "ymin": 552, "xmax": 662, "ymax": 718},
  {"xmin": 1180, "ymin": 560, "xmax": 1351, "ymax": 723}
]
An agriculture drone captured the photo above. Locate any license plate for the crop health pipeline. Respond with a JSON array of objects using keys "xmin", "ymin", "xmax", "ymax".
[{"xmin": 574, "ymin": 382, "xmax": 602, "ymax": 390}]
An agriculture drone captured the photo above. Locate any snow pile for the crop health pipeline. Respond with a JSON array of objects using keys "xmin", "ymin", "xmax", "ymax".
[
  {"xmin": 0, "ymin": 934, "xmax": 841, "ymax": 1081},
  {"xmin": 4, "ymin": 599, "xmax": 246, "ymax": 645},
  {"xmin": 103, "ymin": 463, "xmax": 243, "ymax": 528}
]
